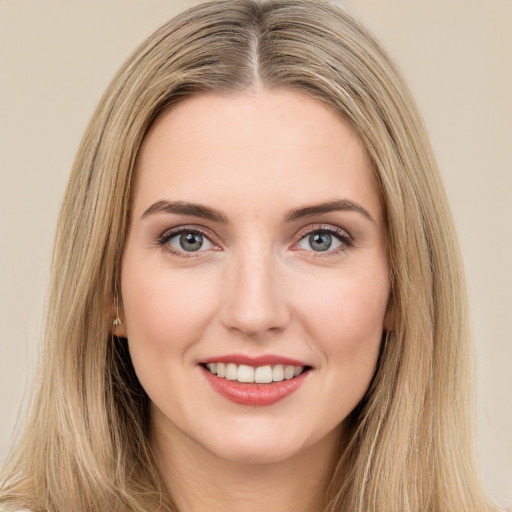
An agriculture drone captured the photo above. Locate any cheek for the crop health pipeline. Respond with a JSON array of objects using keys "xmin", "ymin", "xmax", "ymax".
[
  {"xmin": 282, "ymin": 262, "xmax": 390, "ymax": 438},
  {"xmin": 297, "ymin": 264, "xmax": 389, "ymax": 369},
  {"xmin": 121, "ymin": 260, "xmax": 219, "ymax": 360}
]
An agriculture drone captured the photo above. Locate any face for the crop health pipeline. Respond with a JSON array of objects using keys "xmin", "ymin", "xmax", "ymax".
[{"xmin": 119, "ymin": 89, "xmax": 392, "ymax": 465}]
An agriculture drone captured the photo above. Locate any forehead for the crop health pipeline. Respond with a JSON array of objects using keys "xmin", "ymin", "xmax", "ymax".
[{"xmin": 132, "ymin": 88, "xmax": 382, "ymax": 222}]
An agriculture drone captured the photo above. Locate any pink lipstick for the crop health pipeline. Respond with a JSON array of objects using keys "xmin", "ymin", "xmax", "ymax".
[{"xmin": 200, "ymin": 354, "xmax": 311, "ymax": 406}]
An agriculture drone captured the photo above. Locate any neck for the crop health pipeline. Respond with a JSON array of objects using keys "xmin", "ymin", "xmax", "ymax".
[{"xmin": 151, "ymin": 418, "xmax": 342, "ymax": 512}]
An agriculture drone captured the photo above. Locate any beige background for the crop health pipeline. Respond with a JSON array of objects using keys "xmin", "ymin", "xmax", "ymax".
[{"xmin": 0, "ymin": 0, "xmax": 510, "ymax": 506}]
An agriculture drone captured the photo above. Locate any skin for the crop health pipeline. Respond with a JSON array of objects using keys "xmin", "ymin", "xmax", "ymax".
[{"xmin": 118, "ymin": 88, "xmax": 393, "ymax": 512}]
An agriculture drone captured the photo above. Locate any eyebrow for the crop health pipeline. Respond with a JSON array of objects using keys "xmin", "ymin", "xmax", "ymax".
[
  {"xmin": 141, "ymin": 198, "xmax": 374, "ymax": 223},
  {"xmin": 142, "ymin": 200, "xmax": 229, "ymax": 223},
  {"xmin": 284, "ymin": 199, "xmax": 375, "ymax": 223}
]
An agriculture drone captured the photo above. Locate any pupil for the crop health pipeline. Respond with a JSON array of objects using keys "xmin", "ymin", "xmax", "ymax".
[
  {"xmin": 180, "ymin": 232, "xmax": 203, "ymax": 251},
  {"xmin": 310, "ymin": 232, "xmax": 331, "ymax": 251}
]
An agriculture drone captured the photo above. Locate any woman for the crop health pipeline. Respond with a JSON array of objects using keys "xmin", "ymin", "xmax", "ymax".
[{"xmin": 0, "ymin": 1, "xmax": 501, "ymax": 511}]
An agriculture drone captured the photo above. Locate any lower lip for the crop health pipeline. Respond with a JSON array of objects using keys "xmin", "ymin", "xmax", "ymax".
[{"xmin": 201, "ymin": 366, "xmax": 309, "ymax": 406}]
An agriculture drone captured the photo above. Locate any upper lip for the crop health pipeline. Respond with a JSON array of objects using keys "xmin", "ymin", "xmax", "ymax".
[{"xmin": 200, "ymin": 354, "xmax": 311, "ymax": 367}]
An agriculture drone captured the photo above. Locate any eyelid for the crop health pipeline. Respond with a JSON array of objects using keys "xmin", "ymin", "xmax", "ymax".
[
  {"xmin": 291, "ymin": 224, "xmax": 353, "ymax": 254},
  {"xmin": 156, "ymin": 222, "xmax": 353, "ymax": 258},
  {"xmin": 157, "ymin": 225, "xmax": 222, "ymax": 255}
]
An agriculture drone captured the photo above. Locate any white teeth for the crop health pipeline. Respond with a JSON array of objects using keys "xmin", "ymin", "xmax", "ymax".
[
  {"xmin": 237, "ymin": 364, "xmax": 254, "ymax": 383},
  {"xmin": 284, "ymin": 366, "xmax": 295, "ymax": 380},
  {"xmin": 216, "ymin": 362, "xmax": 226, "ymax": 378},
  {"xmin": 272, "ymin": 364, "xmax": 285, "ymax": 382},
  {"xmin": 254, "ymin": 365, "xmax": 273, "ymax": 384},
  {"xmin": 204, "ymin": 362, "xmax": 306, "ymax": 383},
  {"xmin": 226, "ymin": 363, "xmax": 238, "ymax": 380}
]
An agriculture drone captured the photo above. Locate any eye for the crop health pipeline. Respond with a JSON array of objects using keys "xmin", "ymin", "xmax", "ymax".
[
  {"xmin": 296, "ymin": 227, "xmax": 351, "ymax": 253},
  {"xmin": 164, "ymin": 229, "xmax": 214, "ymax": 253}
]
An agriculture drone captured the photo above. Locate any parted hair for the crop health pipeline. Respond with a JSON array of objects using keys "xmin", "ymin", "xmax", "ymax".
[{"xmin": 0, "ymin": 1, "xmax": 498, "ymax": 511}]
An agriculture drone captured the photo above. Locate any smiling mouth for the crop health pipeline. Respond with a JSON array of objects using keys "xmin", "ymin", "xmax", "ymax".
[{"xmin": 201, "ymin": 362, "xmax": 310, "ymax": 384}]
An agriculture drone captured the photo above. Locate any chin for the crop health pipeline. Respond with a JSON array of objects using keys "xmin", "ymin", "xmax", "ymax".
[
  {"xmin": 197, "ymin": 421, "xmax": 336, "ymax": 466},
  {"xmin": 207, "ymin": 439, "xmax": 303, "ymax": 465}
]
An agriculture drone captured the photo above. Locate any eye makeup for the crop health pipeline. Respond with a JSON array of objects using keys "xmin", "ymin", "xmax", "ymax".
[{"xmin": 154, "ymin": 222, "xmax": 354, "ymax": 260}]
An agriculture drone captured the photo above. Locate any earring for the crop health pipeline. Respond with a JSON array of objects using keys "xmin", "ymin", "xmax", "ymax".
[{"xmin": 113, "ymin": 295, "xmax": 122, "ymax": 327}]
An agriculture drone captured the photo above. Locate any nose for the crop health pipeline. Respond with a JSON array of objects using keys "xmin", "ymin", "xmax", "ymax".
[{"xmin": 219, "ymin": 247, "xmax": 291, "ymax": 339}]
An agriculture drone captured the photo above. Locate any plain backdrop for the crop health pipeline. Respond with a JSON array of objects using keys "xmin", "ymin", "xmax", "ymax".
[{"xmin": 0, "ymin": 0, "xmax": 510, "ymax": 506}]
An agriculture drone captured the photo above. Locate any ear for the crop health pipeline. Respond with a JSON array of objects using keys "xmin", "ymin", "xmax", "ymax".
[
  {"xmin": 112, "ymin": 317, "xmax": 127, "ymax": 338},
  {"xmin": 110, "ymin": 297, "xmax": 127, "ymax": 338},
  {"xmin": 383, "ymin": 298, "xmax": 396, "ymax": 332}
]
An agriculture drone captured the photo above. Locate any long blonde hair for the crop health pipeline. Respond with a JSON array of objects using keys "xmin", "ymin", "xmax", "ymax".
[{"xmin": 0, "ymin": 1, "xmax": 498, "ymax": 511}]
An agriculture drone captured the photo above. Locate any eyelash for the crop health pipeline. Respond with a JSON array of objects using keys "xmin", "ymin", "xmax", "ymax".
[
  {"xmin": 294, "ymin": 225, "xmax": 353, "ymax": 257},
  {"xmin": 156, "ymin": 224, "xmax": 353, "ymax": 259},
  {"xmin": 157, "ymin": 226, "xmax": 215, "ymax": 259}
]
